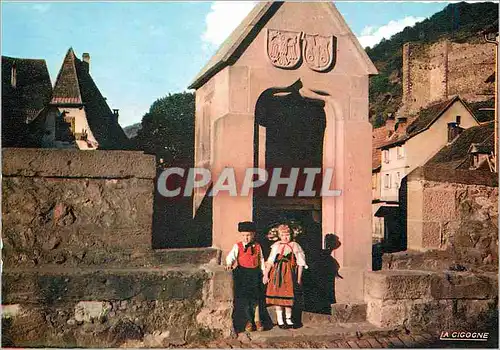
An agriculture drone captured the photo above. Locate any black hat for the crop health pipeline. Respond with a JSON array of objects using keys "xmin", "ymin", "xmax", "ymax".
[{"xmin": 238, "ymin": 221, "xmax": 256, "ymax": 232}]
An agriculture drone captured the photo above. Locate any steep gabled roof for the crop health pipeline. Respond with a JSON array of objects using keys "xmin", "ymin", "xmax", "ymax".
[
  {"xmin": 426, "ymin": 121, "xmax": 494, "ymax": 170},
  {"xmin": 466, "ymin": 99, "xmax": 495, "ymax": 123},
  {"xmin": 2, "ymin": 56, "xmax": 52, "ymax": 116},
  {"xmin": 49, "ymin": 48, "xmax": 130, "ymax": 150},
  {"xmin": 372, "ymin": 126, "xmax": 389, "ymax": 171},
  {"xmin": 1, "ymin": 56, "xmax": 52, "ymax": 147},
  {"xmin": 380, "ymin": 96, "xmax": 478, "ymax": 149},
  {"xmin": 188, "ymin": 1, "xmax": 377, "ymax": 89},
  {"xmin": 51, "ymin": 48, "xmax": 83, "ymax": 105}
]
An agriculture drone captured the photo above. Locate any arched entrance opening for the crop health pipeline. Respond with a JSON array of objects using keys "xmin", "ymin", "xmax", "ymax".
[{"xmin": 253, "ymin": 81, "xmax": 334, "ymax": 313}]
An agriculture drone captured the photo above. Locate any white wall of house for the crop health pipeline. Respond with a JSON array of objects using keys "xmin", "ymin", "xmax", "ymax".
[
  {"xmin": 379, "ymin": 100, "xmax": 479, "ymax": 202},
  {"xmin": 405, "ymin": 101, "xmax": 478, "ymax": 174},
  {"xmin": 41, "ymin": 107, "xmax": 98, "ymax": 149},
  {"xmin": 380, "ymin": 144, "xmax": 407, "ymax": 202}
]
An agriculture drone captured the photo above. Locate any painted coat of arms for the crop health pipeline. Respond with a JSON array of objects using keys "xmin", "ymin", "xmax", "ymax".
[
  {"xmin": 267, "ymin": 29, "xmax": 302, "ymax": 69},
  {"xmin": 302, "ymin": 34, "xmax": 337, "ymax": 72}
]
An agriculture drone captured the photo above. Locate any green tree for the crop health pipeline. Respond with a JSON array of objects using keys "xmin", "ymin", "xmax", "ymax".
[{"xmin": 133, "ymin": 92, "xmax": 195, "ymax": 167}]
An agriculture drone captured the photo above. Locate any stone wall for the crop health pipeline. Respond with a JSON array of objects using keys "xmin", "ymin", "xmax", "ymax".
[
  {"xmin": 402, "ymin": 40, "xmax": 495, "ymax": 115},
  {"xmin": 365, "ymin": 270, "xmax": 498, "ymax": 332},
  {"xmin": 2, "ymin": 261, "xmax": 234, "ymax": 348},
  {"xmin": 2, "ymin": 148, "xmax": 156, "ymax": 267},
  {"xmin": 404, "ymin": 166, "xmax": 498, "ymax": 270},
  {"xmin": 2, "ymin": 148, "xmax": 234, "ymax": 347}
]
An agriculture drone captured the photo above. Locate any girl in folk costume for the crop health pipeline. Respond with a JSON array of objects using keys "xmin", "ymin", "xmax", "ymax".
[
  {"xmin": 263, "ymin": 224, "xmax": 307, "ymax": 329},
  {"xmin": 225, "ymin": 221, "xmax": 266, "ymax": 332}
]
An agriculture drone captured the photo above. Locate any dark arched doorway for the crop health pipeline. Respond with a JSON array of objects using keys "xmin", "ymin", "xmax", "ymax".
[{"xmin": 253, "ymin": 82, "xmax": 333, "ymax": 313}]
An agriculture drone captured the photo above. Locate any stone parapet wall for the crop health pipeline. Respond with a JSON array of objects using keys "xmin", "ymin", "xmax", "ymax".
[
  {"xmin": 365, "ymin": 270, "xmax": 498, "ymax": 332},
  {"xmin": 2, "ymin": 148, "xmax": 156, "ymax": 268},
  {"xmin": 409, "ymin": 166, "xmax": 498, "ymax": 187},
  {"xmin": 2, "ymin": 265, "xmax": 234, "ymax": 348},
  {"xmin": 406, "ymin": 166, "xmax": 498, "ymax": 268},
  {"xmin": 2, "ymin": 148, "xmax": 235, "ymax": 347},
  {"xmin": 2, "ymin": 148, "xmax": 156, "ymax": 179},
  {"xmin": 382, "ymin": 249, "xmax": 498, "ymax": 273}
]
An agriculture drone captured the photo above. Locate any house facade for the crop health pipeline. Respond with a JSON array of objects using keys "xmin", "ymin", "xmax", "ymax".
[
  {"xmin": 35, "ymin": 48, "xmax": 129, "ymax": 150},
  {"xmin": 379, "ymin": 96, "xmax": 480, "ymax": 202},
  {"xmin": 405, "ymin": 121, "xmax": 496, "ymax": 252},
  {"xmin": 373, "ymin": 96, "xmax": 481, "ymax": 249},
  {"xmin": 1, "ymin": 56, "xmax": 52, "ymax": 147},
  {"xmin": 2, "ymin": 49, "xmax": 129, "ymax": 150}
]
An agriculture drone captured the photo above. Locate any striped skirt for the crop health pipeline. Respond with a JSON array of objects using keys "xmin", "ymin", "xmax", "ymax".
[{"xmin": 265, "ymin": 257, "xmax": 296, "ymax": 307}]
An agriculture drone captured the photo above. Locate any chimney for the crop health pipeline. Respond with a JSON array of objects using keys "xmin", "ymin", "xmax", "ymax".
[
  {"xmin": 395, "ymin": 116, "xmax": 407, "ymax": 131},
  {"xmin": 447, "ymin": 122, "xmax": 463, "ymax": 143},
  {"xmin": 11, "ymin": 62, "xmax": 17, "ymax": 88},
  {"xmin": 112, "ymin": 109, "xmax": 119, "ymax": 122},
  {"xmin": 82, "ymin": 53, "xmax": 90, "ymax": 73},
  {"xmin": 385, "ymin": 113, "xmax": 396, "ymax": 134}
]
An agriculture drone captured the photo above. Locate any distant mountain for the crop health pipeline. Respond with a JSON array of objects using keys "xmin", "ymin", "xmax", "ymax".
[
  {"xmin": 367, "ymin": 1, "xmax": 498, "ymax": 126},
  {"xmin": 123, "ymin": 122, "xmax": 141, "ymax": 139}
]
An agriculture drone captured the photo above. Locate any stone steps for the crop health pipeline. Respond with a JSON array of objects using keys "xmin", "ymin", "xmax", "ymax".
[
  {"xmin": 149, "ymin": 247, "xmax": 221, "ymax": 266},
  {"xmin": 364, "ymin": 269, "xmax": 498, "ymax": 330},
  {"xmin": 237, "ymin": 321, "xmax": 403, "ymax": 344},
  {"xmin": 266, "ymin": 300, "xmax": 368, "ymax": 325}
]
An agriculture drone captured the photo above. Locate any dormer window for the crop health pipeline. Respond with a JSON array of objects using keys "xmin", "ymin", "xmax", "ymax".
[{"xmin": 11, "ymin": 62, "xmax": 17, "ymax": 88}]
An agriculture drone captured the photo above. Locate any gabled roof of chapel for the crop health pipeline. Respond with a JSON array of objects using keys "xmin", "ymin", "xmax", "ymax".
[{"xmin": 188, "ymin": 1, "xmax": 377, "ymax": 90}]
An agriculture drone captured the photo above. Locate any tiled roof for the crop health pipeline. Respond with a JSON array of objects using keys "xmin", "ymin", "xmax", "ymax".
[
  {"xmin": 426, "ymin": 121, "xmax": 494, "ymax": 170},
  {"xmin": 380, "ymin": 96, "xmax": 476, "ymax": 149},
  {"xmin": 372, "ymin": 126, "xmax": 388, "ymax": 170},
  {"xmin": 2, "ymin": 56, "xmax": 52, "ymax": 113},
  {"xmin": 1, "ymin": 56, "xmax": 52, "ymax": 146},
  {"xmin": 188, "ymin": 2, "xmax": 377, "ymax": 89},
  {"xmin": 378, "ymin": 115, "xmax": 418, "ymax": 149},
  {"xmin": 51, "ymin": 48, "xmax": 82, "ymax": 104},
  {"xmin": 466, "ymin": 99, "xmax": 495, "ymax": 123},
  {"xmin": 405, "ymin": 98, "xmax": 456, "ymax": 135},
  {"xmin": 49, "ymin": 48, "xmax": 130, "ymax": 150}
]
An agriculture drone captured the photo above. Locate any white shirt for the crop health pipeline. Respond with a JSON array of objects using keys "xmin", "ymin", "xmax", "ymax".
[
  {"xmin": 226, "ymin": 242, "xmax": 266, "ymax": 271},
  {"xmin": 266, "ymin": 241, "xmax": 308, "ymax": 268}
]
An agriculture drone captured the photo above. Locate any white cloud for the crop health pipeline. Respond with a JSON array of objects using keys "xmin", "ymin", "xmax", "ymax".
[
  {"xmin": 201, "ymin": 1, "xmax": 257, "ymax": 47},
  {"xmin": 361, "ymin": 26, "xmax": 374, "ymax": 36},
  {"xmin": 357, "ymin": 16, "xmax": 425, "ymax": 48},
  {"xmin": 31, "ymin": 4, "xmax": 51, "ymax": 13}
]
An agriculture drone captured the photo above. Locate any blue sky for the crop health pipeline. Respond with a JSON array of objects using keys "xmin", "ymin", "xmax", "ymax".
[{"xmin": 1, "ymin": 1, "xmax": 452, "ymax": 127}]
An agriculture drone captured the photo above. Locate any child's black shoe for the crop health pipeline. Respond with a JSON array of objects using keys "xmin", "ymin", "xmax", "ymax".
[{"xmin": 285, "ymin": 318, "xmax": 295, "ymax": 328}]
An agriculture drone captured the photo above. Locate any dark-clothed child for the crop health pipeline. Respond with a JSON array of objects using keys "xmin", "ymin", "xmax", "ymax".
[{"xmin": 226, "ymin": 221, "xmax": 265, "ymax": 332}]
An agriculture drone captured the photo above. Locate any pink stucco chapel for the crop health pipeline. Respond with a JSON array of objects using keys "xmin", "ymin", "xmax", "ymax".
[{"xmin": 189, "ymin": 1, "xmax": 378, "ymax": 302}]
